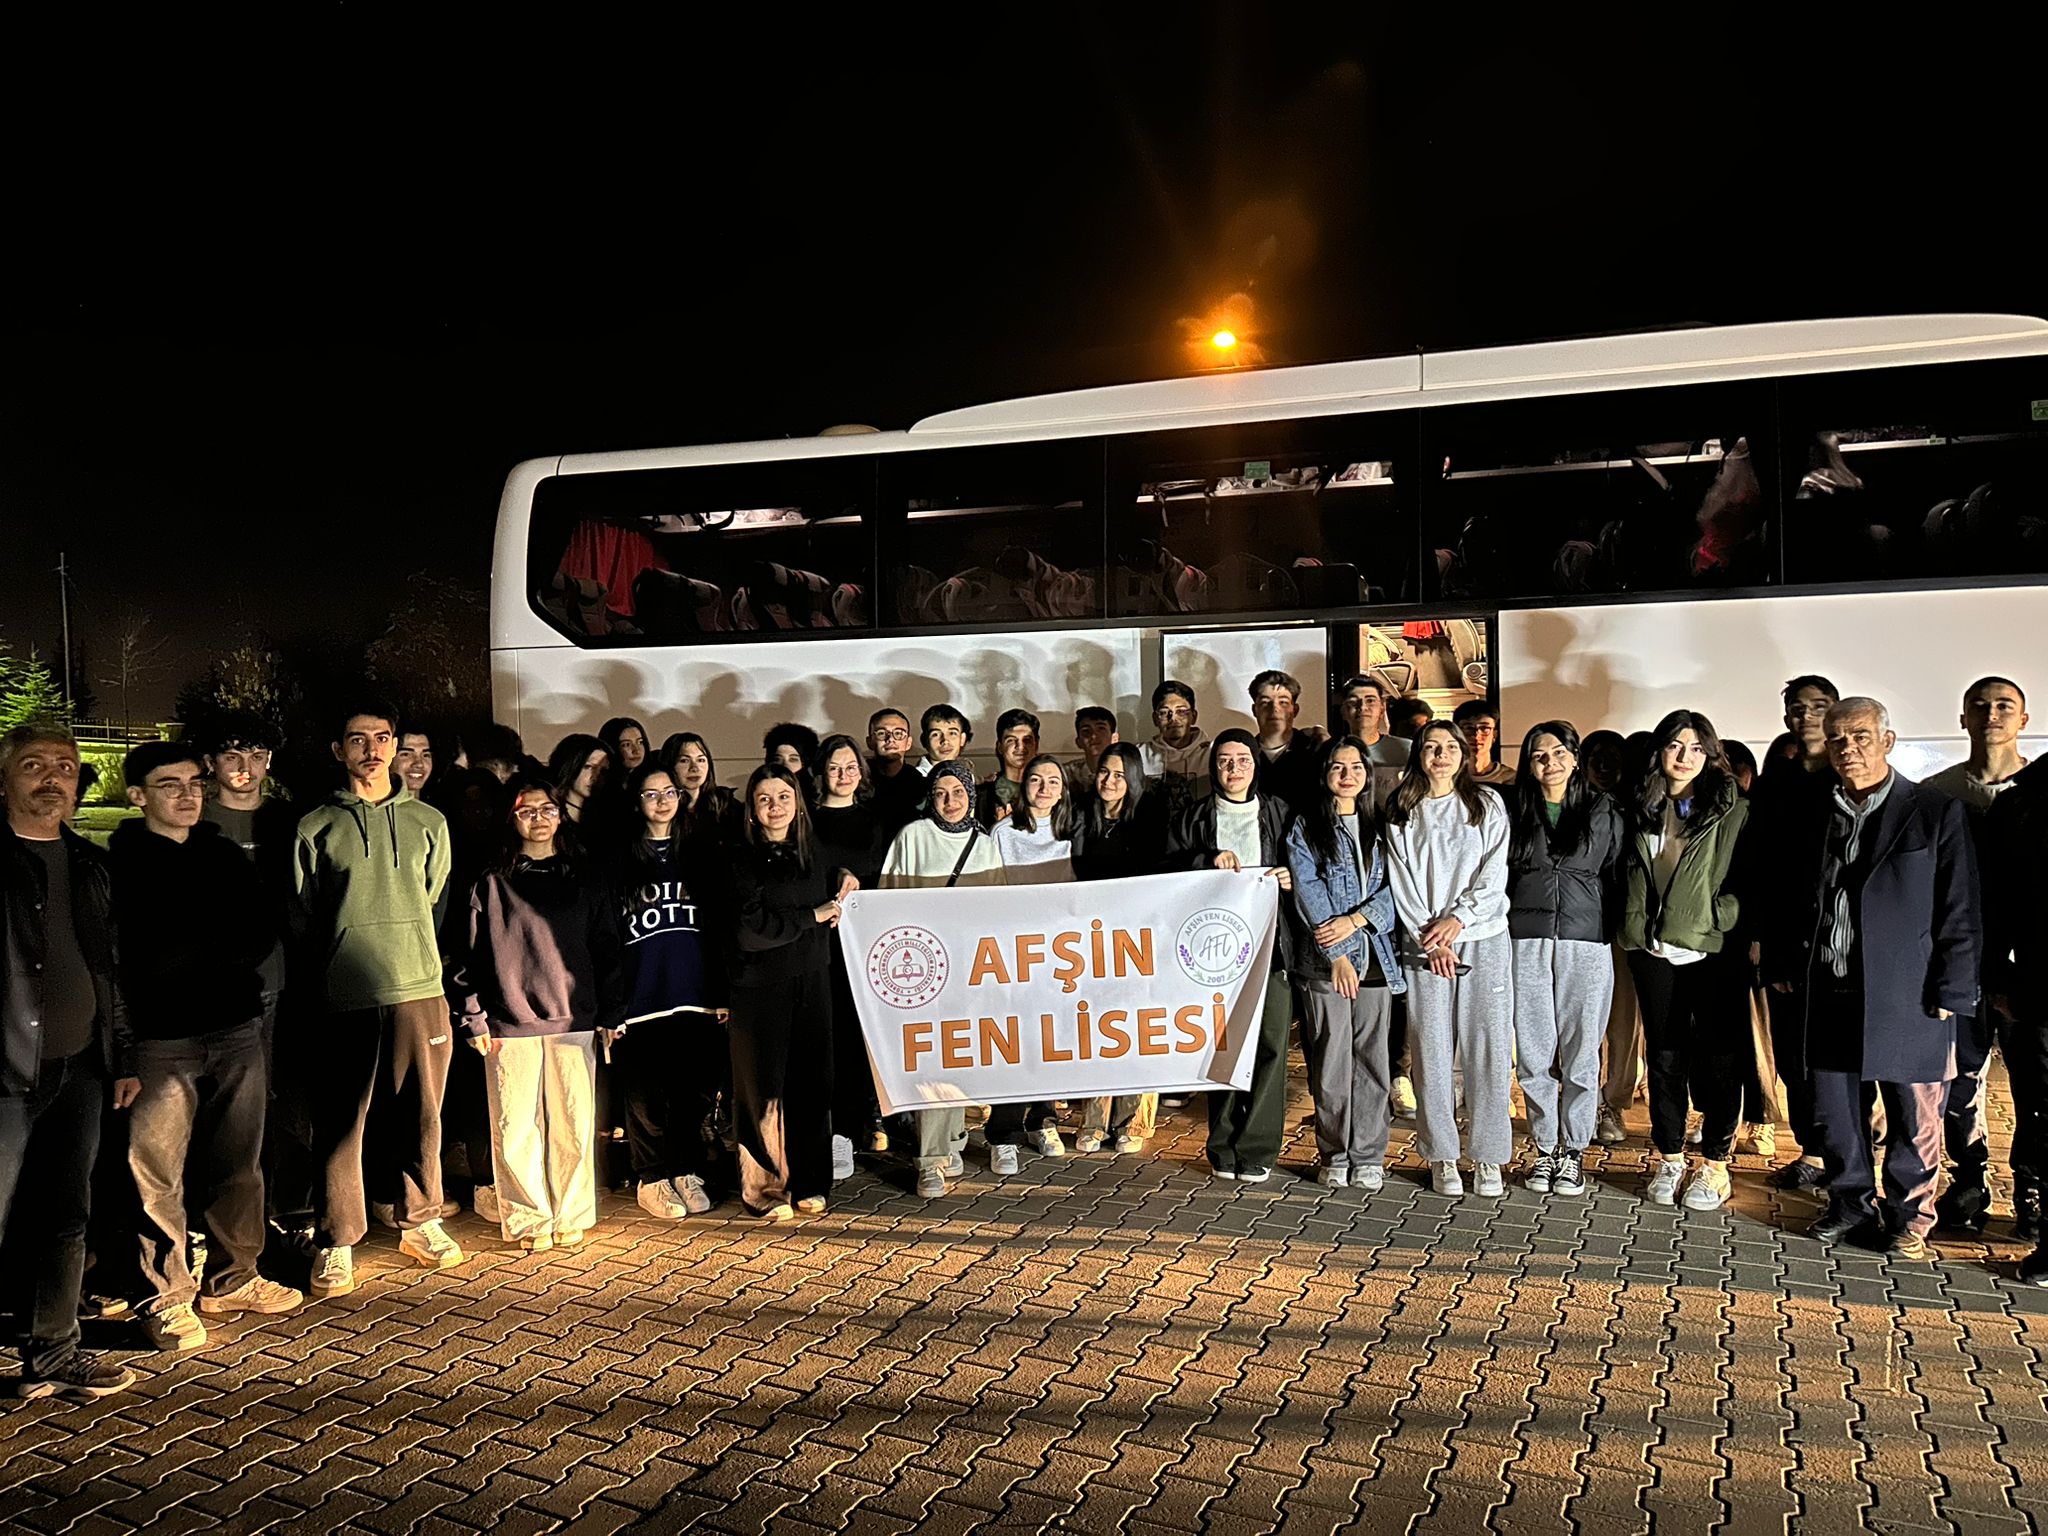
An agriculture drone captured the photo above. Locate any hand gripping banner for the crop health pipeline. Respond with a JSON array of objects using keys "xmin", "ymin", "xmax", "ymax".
[{"xmin": 836, "ymin": 869, "xmax": 1281, "ymax": 1114}]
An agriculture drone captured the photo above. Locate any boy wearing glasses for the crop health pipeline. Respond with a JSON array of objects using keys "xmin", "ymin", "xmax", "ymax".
[
  {"xmin": 290, "ymin": 702, "xmax": 458, "ymax": 1298},
  {"xmin": 111, "ymin": 743, "xmax": 304, "ymax": 1352},
  {"xmin": 865, "ymin": 708, "xmax": 924, "ymax": 832}
]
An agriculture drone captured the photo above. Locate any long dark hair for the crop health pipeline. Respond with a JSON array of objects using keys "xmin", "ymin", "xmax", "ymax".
[
  {"xmin": 625, "ymin": 759, "xmax": 684, "ymax": 845},
  {"xmin": 1512, "ymin": 720, "xmax": 1593, "ymax": 857},
  {"xmin": 1207, "ymin": 728, "xmax": 1262, "ymax": 803},
  {"xmin": 1386, "ymin": 720, "xmax": 1491, "ymax": 828},
  {"xmin": 545, "ymin": 733, "xmax": 608, "ymax": 811},
  {"xmin": 599, "ymin": 715, "xmax": 649, "ymax": 767},
  {"xmin": 1007, "ymin": 754, "xmax": 1074, "ymax": 837},
  {"xmin": 1081, "ymin": 741, "xmax": 1146, "ymax": 838},
  {"xmin": 741, "ymin": 763, "xmax": 814, "ymax": 870},
  {"xmin": 814, "ymin": 733, "xmax": 872, "ymax": 806},
  {"xmin": 1638, "ymin": 709, "xmax": 1733, "ymax": 831},
  {"xmin": 1297, "ymin": 735, "xmax": 1376, "ymax": 867},
  {"xmin": 494, "ymin": 775, "xmax": 579, "ymax": 874}
]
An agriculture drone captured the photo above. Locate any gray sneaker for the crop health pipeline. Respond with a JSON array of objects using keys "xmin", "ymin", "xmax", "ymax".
[
  {"xmin": 18, "ymin": 1352, "xmax": 135, "ymax": 1401},
  {"xmin": 309, "ymin": 1246, "xmax": 354, "ymax": 1299}
]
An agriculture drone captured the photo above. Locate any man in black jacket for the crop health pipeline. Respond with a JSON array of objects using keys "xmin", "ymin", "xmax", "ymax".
[
  {"xmin": 0, "ymin": 723, "xmax": 140, "ymax": 1398},
  {"xmin": 1763, "ymin": 698, "xmax": 1979, "ymax": 1260},
  {"xmin": 1987, "ymin": 757, "xmax": 2048, "ymax": 1279},
  {"xmin": 111, "ymin": 742, "xmax": 305, "ymax": 1353}
]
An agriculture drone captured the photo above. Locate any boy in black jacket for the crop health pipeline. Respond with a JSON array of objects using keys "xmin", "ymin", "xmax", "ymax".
[{"xmin": 112, "ymin": 742, "xmax": 304, "ymax": 1352}]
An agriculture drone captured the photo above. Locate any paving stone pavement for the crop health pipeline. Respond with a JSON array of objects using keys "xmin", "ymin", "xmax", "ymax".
[{"xmin": 5, "ymin": 1055, "xmax": 2047, "ymax": 1535}]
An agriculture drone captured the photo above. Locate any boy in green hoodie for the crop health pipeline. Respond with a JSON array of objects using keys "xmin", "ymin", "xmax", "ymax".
[{"xmin": 291, "ymin": 702, "xmax": 460, "ymax": 1298}]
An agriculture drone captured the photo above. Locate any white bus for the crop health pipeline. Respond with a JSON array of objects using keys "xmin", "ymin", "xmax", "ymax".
[{"xmin": 490, "ymin": 315, "xmax": 2048, "ymax": 779}]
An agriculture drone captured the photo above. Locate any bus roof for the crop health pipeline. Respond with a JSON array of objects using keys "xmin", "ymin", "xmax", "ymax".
[{"xmin": 547, "ymin": 314, "xmax": 2048, "ymax": 476}]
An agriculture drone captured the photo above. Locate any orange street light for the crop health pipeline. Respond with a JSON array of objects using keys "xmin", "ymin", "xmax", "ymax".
[{"xmin": 1211, "ymin": 329, "xmax": 1238, "ymax": 352}]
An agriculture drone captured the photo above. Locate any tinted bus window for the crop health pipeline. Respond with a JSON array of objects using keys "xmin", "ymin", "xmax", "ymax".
[
  {"xmin": 1779, "ymin": 357, "xmax": 2048, "ymax": 586},
  {"xmin": 878, "ymin": 440, "xmax": 1105, "ymax": 627},
  {"xmin": 1424, "ymin": 382, "xmax": 1779, "ymax": 600},
  {"xmin": 1108, "ymin": 414, "xmax": 1419, "ymax": 619},
  {"xmin": 528, "ymin": 457, "xmax": 875, "ymax": 643}
]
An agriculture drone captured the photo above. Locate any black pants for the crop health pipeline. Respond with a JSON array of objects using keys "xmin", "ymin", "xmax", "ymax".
[
  {"xmin": 261, "ymin": 990, "xmax": 318, "ymax": 1229},
  {"xmin": 730, "ymin": 970, "xmax": 833, "ymax": 1212},
  {"xmin": 2005, "ymin": 1006, "xmax": 2048, "ymax": 1184},
  {"xmin": 829, "ymin": 952, "xmax": 881, "ymax": 1145},
  {"xmin": 0, "ymin": 1048, "xmax": 102, "ymax": 1372},
  {"xmin": 1387, "ymin": 994, "xmax": 1409, "ymax": 1080},
  {"xmin": 985, "ymin": 1101, "xmax": 1058, "ymax": 1145},
  {"xmin": 1207, "ymin": 969, "xmax": 1292, "ymax": 1173},
  {"xmin": 622, "ymin": 1014, "xmax": 725, "ymax": 1184},
  {"xmin": 1942, "ymin": 1012, "xmax": 1994, "ymax": 1182},
  {"xmin": 128, "ymin": 1020, "xmax": 268, "ymax": 1306},
  {"xmin": 312, "ymin": 997, "xmax": 452, "ymax": 1248},
  {"xmin": 1768, "ymin": 983, "xmax": 1818, "ymax": 1150},
  {"xmin": 1628, "ymin": 949, "xmax": 1747, "ymax": 1160}
]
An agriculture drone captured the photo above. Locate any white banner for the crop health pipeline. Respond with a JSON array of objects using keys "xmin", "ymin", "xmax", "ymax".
[{"xmin": 836, "ymin": 870, "xmax": 1280, "ymax": 1115}]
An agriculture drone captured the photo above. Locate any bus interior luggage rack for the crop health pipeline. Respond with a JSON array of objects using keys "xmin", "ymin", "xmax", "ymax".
[
  {"xmin": 1834, "ymin": 431, "xmax": 2042, "ymax": 453},
  {"xmin": 1441, "ymin": 445, "xmax": 1730, "ymax": 481}
]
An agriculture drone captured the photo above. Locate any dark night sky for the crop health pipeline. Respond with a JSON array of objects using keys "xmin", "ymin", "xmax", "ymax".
[{"xmin": 5, "ymin": 19, "xmax": 2041, "ymax": 717}]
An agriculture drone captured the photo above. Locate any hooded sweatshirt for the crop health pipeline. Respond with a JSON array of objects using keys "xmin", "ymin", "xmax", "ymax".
[
  {"xmin": 291, "ymin": 785, "xmax": 453, "ymax": 1010},
  {"xmin": 454, "ymin": 855, "xmax": 625, "ymax": 1039},
  {"xmin": 109, "ymin": 819, "xmax": 271, "ymax": 1039}
]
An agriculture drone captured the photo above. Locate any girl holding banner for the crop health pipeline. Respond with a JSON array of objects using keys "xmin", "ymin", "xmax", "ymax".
[
  {"xmin": 1167, "ymin": 729, "xmax": 1297, "ymax": 1184},
  {"xmin": 1074, "ymin": 743, "xmax": 1166, "ymax": 1153},
  {"xmin": 879, "ymin": 760, "xmax": 1007, "ymax": 1198},
  {"xmin": 985, "ymin": 757, "xmax": 1078, "ymax": 1172},
  {"xmin": 1285, "ymin": 737, "xmax": 1407, "ymax": 1191},
  {"xmin": 729, "ymin": 765, "xmax": 858, "ymax": 1221},
  {"xmin": 1384, "ymin": 721, "xmax": 1514, "ymax": 1199}
]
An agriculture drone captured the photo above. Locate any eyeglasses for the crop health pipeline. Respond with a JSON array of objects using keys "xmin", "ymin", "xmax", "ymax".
[
  {"xmin": 640, "ymin": 787, "xmax": 680, "ymax": 803},
  {"xmin": 145, "ymin": 781, "xmax": 206, "ymax": 798},
  {"xmin": 513, "ymin": 805, "xmax": 562, "ymax": 823},
  {"xmin": 872, "ymin": 728, "xmax": 912, "ymax": 744}
]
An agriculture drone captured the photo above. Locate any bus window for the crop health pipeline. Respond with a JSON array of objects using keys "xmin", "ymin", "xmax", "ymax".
[
  {"xmin": 527, "ymin": 457, "xmax": 876, "ymax": 643},
  {"xmin": 877, "ymin": 440, "xmax": 1105, "ymax": 626},
  {"xmin": 1107, "ymin": 415, "xmax": 1419, "ymax": 620},
  {"xmin": 1424, "ymin": 382, "xmax": 1779, "ymax": 600},
  {"xmin": 1779, "ymin": 356, "xmax": 2048, "ymax": 586}
]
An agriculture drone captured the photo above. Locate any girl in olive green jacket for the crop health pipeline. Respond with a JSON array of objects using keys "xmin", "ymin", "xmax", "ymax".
[{"xmin": 1619, "ymin": 710, "xmax": 1750, "ymax": 1214}]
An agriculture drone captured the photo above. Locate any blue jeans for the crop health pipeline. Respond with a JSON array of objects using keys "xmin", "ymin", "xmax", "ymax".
[
  {"xmin": 128, "ymin": 1021, "xmax": 268, "ymax": 1306},
  {"xmin": 0, "ymin": 1048, "xmax": 103, "ymax": 1371}
]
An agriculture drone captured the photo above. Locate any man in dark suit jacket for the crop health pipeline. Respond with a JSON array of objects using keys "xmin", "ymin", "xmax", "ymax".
[
  {"xmin": 1986, "ymin": 756, "xmax": 2048, "ymax": 1280},
  {"xmin": 1762, "ymin": 696, "xmax": 1980, "ymax": 1260}
]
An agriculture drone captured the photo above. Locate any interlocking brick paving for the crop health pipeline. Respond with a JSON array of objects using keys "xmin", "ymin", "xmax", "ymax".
[{"xmin": 5, "ymin": 1057, "xmax": 2044, "ymax": 1534}]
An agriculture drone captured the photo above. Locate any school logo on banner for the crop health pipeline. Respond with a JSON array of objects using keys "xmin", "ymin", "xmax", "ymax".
[
  {"xmin": 867, "ymin": 926, "xmax": 949, "ymax": 1009},
  {"xmin": 837, "ymin": 869, "xmax": 1281, "ymax": 1113},
  {"xmin": 1174, "ymin": 908, "xmax": 1256, "ymax": 988}
]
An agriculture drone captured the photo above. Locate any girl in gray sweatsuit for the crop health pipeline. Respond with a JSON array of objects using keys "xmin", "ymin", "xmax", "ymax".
[{"xmin": 1383, "ymin": 721, "xmax": 1514, "ymax": 1195}]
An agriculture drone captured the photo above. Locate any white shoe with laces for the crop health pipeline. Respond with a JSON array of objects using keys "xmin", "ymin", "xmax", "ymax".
[
  {"xmin": 990, "ymin": 1143, "xmax": 1020, "ymax": 1176},
  {"xmin": 1474, "ymin": 1163, "xmax": 1505, "ymax": 1197},
  {"xmin": 1029, "ymin": 1127, "xmax": 1067, "ymax": 1158},
  {"xmin": 398, "ymin": 1219, "xmax": 465, "ymax": 1270},
  {"xmin": 1432, "ymin": 1162, "xmax": 1463, "ymax": 1197},
  {"xmin": 1647, "ymin": 1157, "xmax": 1688, "ymax": 1206},
  {"xmin": 1683, "ymin": 1162, "xmax": 1732, "ymax": 1211},
  {"xmin": 472, "ymin": 1185, "xmax": 503, "ymax": 1223},
  {"xmin": 673, "ymin": 1174, "xmax": 713, "ymax": 1214},
  {"xmin": 637, "ymin": 1179, "xmax": 691, "ymax": 1220},
  {"xmin": 1354, "ymin": 1165, "xmax": 1385, "ymax": 1193},
  {"xmin": 831, "ymin": 1134, "xmax": 856, "ymax": 1181},
  {"xmin": 310, "ymin": 1246, "xmax": 354, "ymax": 1298}
]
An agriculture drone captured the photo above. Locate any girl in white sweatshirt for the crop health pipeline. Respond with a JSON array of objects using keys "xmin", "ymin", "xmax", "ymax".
[{"xmin": 1382, "ymin": 720, "xmax": 1514, "ymax": 1197}]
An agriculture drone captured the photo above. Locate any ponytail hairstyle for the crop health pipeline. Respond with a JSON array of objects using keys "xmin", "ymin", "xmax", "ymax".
[
  {"xmin": 1386, "ymin": 719, "xmax": 1490, "ymax": 828},
  {"xmin": 1511, "ymin": 720, "xmax": 1592, "ymax": 858},
  {"xmin": 1637, "ymin": 709, "xmax": 1733, "ymax": 831},
  {"xmin": 1298, "ymin": 735, "xmax": 1376, "ymax": 867}
]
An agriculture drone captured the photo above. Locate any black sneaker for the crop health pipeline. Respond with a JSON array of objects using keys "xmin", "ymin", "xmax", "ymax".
[
  {"xmin": 1935, "ymin": 1180, "xmax": 1991, "ymax": 1234},
  {"xmin": 2018, "ymin": 1245, "xmax": 2048, "ymax": 1286},
  {"xmin": 18, "ymin": 1352, "xmax": 136, "ymax": 1401},
  {"xmin": 1770, "ymin": 1159, "xmax": 1831, "ymax": 1192},
  {"xmin": 77, "ymin": 1293, "xmax": 132, "ymax": 1322},
  {"xmin": 1809, "ymin": 1207, "xmax": 1868, "ymax": 1244},
  {"xmin": 2016, "ymin": 1182, "xmax": 2043, "ymax": 1242}
]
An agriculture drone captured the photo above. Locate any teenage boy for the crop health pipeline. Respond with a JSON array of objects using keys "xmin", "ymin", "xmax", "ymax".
[
  {"xmin": 917, "ymin": 704, "xmax": 972, "ymax": 778},
  {"xmin": 292, "ymin": 702, "xmax": 460, "ymax": 1298},
  {"xmin": 1140, "ymin": 681, "xmax": 1209, "ymax": 814},
  {"xmin": 979, "ymin": 709, "xmax": 1040, "ymax": 824},
  {"xmin": 1391, "ymin": 697, "xmax": 1434, "ymax": 741},
  {"xmin": 1991, "ymin": 753, "xmax": 2048, "ymax": 1273},
  {"xmin": 1249, "ymin": 669, "xmax": 1326, "ymax": 814},
  {"xmin": 112, "ymin": 743, "xmax": 304, "ymax": 1351},
  {"xmin": 1768, "ymin": 698, "xmax": 1978, "ymax": 1259},
  {"xmin": 1338, "ymin": 674, "xmax": 1411, "ymax": 806},
  {"xmin": 1073, "ymin": 707, "xmax": 1120, "ymax": 780},
  {"xmin": 1453, "ymin": 699, "xmax": 1515, "ymax": 787},
  {"xmin": 0, "ymin": 723, "xmax": 139, "ymax": 1399},
  {"xmin": 1926, "ymin": 676, "xmax": 2031, "ymax": 1231},
  {"xmin": 1748, "ymin": 673, "xmax": 1841, "ymax": 1192},
  {"xmin": 865, "ymin": 708, "xmax": 924, "ymax": 831},
  {"xmin": 394, "ymin": 728, "xmax": 435, "ymax": 798}
]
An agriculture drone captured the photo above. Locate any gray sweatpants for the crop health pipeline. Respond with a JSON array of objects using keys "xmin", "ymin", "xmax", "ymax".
[
  {"xmin": 1300, "ymin": 982, "xmax": 1394, "ymax": 1169},
  {"xmin": 1511, "ymin": 938, "xmax": 1614, "ymax": 1154},
  {"xmin": 1404, "ymin": 932, "xmax": 1514, "ymax": 1165}
]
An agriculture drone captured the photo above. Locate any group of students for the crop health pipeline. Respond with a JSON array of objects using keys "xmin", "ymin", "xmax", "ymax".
[{"xmin": 0, "ymin": 656, "xmax": 2036, "ymax": 1401}]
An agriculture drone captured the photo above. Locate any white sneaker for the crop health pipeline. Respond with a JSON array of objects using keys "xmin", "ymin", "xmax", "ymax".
[
  {"xmin": 372, "ymin": 1199, "xmax": 458, "ymax": 1230},
  {"xmin": 1647, "ymin": 1157, "xmax": 1687, "ymax": 1206},
  {"xmin": 637, "ymin": 1179, "xmax": 691, "ymax": 1220},
  {"xmin": 1112, "ymin": 1133, "xmax": 1140, "ymax": 1154},
  {"xmin": 673, "ymin": 1174, "xmax": 713, "ymax": 1214},
  {"xmin": 1595, "ymin": 1104, "xmax": 1626, "ymax": 1145},
  {"xmin": 917, "ymin": 1167, "xmax": 948, "ymax": 1198},
  {"xmin": 199, "ymin": 1277, "xmax": 303, "ymax": 1316},
  {"xmin": 831, "ymin": 1134, "xmax": 856, "ymax": 1182},
  {"xmin": 1432, "ymin": 1162, "xmax": 1463, "ymax": 1197},
  {"xmin": 943, "ymin": 1152, "xmax": 965, "ymax": 1178},
  {"xmin": 1683, "ymin": 1162, "xmax": 1732, "ymax": 1211},
  {"xmin": 1747, "ymin": 1122, "xmax": 1778, "ymax": 1161},
  {"xmin": 1029, "ymin": 1127, "xmax": 1067, "ymax": 1158},
  {"xmin": 990, "ymin": 1143, "xmax": 1021, "ymax": 1176},
  {"xmin": 1392, "ymin": 1076, "xmax": 1418, "ymax": 1118},
  {"xmin": 1075, "ymin": 1131, "xmax": 1105, "ymax": 1154},
  {"xmin": 398, "ymin": 1219, "xmax": 466, "ymax": 1270},
  {"xmin": 472, "ymin": 1186, "xmax": 503, "ymax": 1223},
  {"xmin": 1354, "ymin": 1165, "xmax": 1386, "ymax": 1193},
  {"xmin": 1317, "ymin": 1165, "xmax": 1350, "ymax": 1188},
  {"xmin": 1474, "ymin": 1163, "xmax": 1505, "ymax": 1197},
  {"xmin": 310, "ymin": 1246, "xmax": 354, "ymax": 1299}
]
